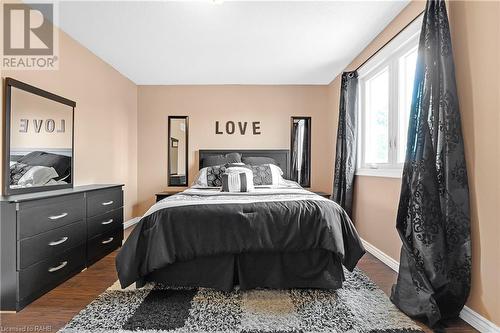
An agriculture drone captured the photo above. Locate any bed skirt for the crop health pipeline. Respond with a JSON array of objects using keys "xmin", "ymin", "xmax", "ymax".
[{"xmin": 137, "ymin": 249, "xmax": 345, "ymax": 291}]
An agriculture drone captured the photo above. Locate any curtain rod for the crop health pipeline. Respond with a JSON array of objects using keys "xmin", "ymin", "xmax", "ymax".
[{"xmin": 353, "ymin": 10, "xmax": 425, "ymax": 73}]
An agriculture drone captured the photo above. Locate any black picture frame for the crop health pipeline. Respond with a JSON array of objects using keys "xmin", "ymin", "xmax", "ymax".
[
  {"xmin": 290, "ymin": 116, "xmax": 311, "ymax": 188},
  {"xmin": 3, "ymin": 77, "xmax": 76, "ymax": 195},
  {"xmin": 167, "ymin": 116, "xmax": 189, "ymax": 187}
]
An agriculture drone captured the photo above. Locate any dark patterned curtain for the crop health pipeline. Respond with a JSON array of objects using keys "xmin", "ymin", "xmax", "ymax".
[
  {"xmin": 390, "ymin": 0, "xmax": 471, "ymax": 327},
  {"xmin": 332, "ymin": 71, "xmax": 358, "ymax": 217}
]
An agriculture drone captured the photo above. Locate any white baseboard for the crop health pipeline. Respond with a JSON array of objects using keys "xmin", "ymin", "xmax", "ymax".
[
  {"xmin": 460, "ymin": 307, "xmax": 500, "ymax": 333},
  {"xmin": 361, "ymin": 239, "xmax": 400, "ymax": 272},
  {"xmin": 124, "ymin": 217, "xmax": 140, "ymax": 229},
  {"xmin": 360, "ymin": 238, "xmax": 500, "ymax": 333}
]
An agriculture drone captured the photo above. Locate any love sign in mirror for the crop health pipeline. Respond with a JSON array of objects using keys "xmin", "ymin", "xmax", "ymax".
[{"xmin": 168, "ymin": 116, "xmax": 189, "ymax": 186}]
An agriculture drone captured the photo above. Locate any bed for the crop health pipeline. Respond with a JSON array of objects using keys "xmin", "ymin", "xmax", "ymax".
[{"xmin": 116, "ymin": 149, "xmax": 365, "ymax": 291}]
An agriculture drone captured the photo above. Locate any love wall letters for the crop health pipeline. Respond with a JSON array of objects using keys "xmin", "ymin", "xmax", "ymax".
[{"xmin": 215, "ymin": 121, "xmax": 261, "ymax": 135}]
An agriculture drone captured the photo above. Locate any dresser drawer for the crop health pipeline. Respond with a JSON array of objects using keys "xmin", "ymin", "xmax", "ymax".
[
  {"xmin": 87, "ymin": 208, "xmax": 123, "ymax": 239},
  {"xmin": 87, "ymin": 229, "xmax": 123, "ymax": 266},
  {"xmin": 87, "ymin": 189, "xmax": 123, "ymax": 218},
  {"xmin": 18, "ymin": 195, "xmax": 85, "ymax": 239},
  {"xmin": 18, "ymin": 220, "xmax": 86, "ymax": 269},
  {"xmin": 18, "ymin": 244, "xmax": 85, "ymax": 302}
]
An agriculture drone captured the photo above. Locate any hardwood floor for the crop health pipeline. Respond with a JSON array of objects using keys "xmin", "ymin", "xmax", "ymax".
[{"xmin": 1, "ymin": 226, "xmax": 477, "ymax": 332}]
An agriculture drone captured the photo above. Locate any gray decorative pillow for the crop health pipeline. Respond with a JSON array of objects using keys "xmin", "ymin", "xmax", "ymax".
[
  {"xmin": 249, "ymin": 165, "xmax": 274, "ymax": 185},
  {"xmin": 202, "ymin": 153, "xmax": 242, "ymax": 168},
  {"xmin": 242, "ymin": 156, "xmax": 278, "ymax": 166},
  {"xmin": 206, "ymin": 165, "xmax": 228, "ymax": 187}
]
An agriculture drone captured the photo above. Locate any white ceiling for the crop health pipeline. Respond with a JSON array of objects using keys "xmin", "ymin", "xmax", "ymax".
[{"xmin": 58, "ymin": 1, "xmax": 410, "ymax": 85}]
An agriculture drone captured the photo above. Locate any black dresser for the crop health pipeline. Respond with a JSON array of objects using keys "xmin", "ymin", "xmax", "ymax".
[{"xmin": 0, "ymin": 184, "xmax": 124, "ymax": 311}]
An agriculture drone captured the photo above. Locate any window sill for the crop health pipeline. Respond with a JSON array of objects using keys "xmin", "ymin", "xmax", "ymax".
[{"xmin": 355, "ymin": 168, "xmax": 403, "ymax": 179}]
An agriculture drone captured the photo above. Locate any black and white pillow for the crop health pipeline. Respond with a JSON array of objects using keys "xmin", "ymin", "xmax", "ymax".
[
  {"xmin": 249, "ymin": 164, "xmax": 284, "ymax": 186},
  {"xmin": 205, "ymin": 165, "xmax": 227, "ymax": 187},
  {"xmin": 193, "ymin": 163, "xmax": 248, "ymax": 187},
  {"xmin": 221, "ymin": 169, "xmax": 254, "ymax": 192},
  {"xmin": 192, "ymin": 164, "xmax": 229, "ymax": 187},
  {"xmin": 193, "ymin": 163, "xmax": 283, "ymax": 188}
]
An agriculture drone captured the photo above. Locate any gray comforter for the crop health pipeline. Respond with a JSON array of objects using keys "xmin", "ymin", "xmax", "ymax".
[{"xmin": 116, "ymin": 186, "xmax": 365, "ymax": 288}]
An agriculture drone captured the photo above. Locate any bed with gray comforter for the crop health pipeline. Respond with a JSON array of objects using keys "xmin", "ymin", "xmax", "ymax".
[{"xmin": 116, "ymin": 185, "xmax": 365, "ymax": 291}]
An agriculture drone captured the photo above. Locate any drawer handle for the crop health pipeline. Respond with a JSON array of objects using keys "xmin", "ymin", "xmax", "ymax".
[
  {"xmin": 49, "ymin": 237, "xmax": 69, "ymax": 246},
  {"xmin": 48, "ymin": 261, "xmax": 68, "ymax": 272},
  {"xmin": 101, "ymin": 219, "xmax": 113, "ymax": 225},
  {"xmin": 48, "ymin": 212, "xmax": 68, "ymax": 220},
  {"xmin": 102, "ymin": 201, "xmax": 114, "ymax": 206},
  {"xmin": 102, "ymin": 237, "xmax": 114, "ymax": 244}
]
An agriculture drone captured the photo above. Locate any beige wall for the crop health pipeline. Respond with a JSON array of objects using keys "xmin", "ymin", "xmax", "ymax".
[
  {"xmin": 327, "ymin": 0, "xmax": 500, "ymax": 325},
  {"xmin": 136, "ymin": 85, "xmax": 335, "ymax": 215},
  {"xmin": 1, "ymin": 30, "xmax": 138, "ymax": 220},
  {"xmin": 449, "ymin": 0, "xmax": 500, "ymax": 324}
]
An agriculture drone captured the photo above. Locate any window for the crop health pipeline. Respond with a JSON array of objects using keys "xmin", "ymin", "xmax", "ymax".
[
  {"xmin": 357, "ymin": 15, "xmax": 422, "ymax": 178},
  {"xmin": 364, "ymin": 67, "xmax": 390, "ymax": 165}
]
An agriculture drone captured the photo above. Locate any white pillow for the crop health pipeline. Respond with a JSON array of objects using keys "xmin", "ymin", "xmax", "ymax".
[
  {"xmin": 221, "ymin": 168, "xmax": 255, "ymax": 192},
  {"xmin": 272, "ymin": 164, "xmax": 284, "ymax": 176},
  {"xmin": 17, "ymin": 166, "xmax": 58, "ymax": 187},
  {"xmin": 193, "ymin": 167, "xmax": 210, "ymax": 187},
  {"xmin": 268, "ymin": 164, "xmax": 284, "ymax": 184},
  {"xmin": 192, "ymin": 163, "xmax": 285, "ymax": 188}
]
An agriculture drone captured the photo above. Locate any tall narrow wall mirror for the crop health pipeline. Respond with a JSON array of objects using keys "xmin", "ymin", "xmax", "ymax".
[
  {"xmin": 168, "ymin": 116, "xmax": 189, "ymax": 186},
  {"xmin": 290, "ymin": 117, "xmax": 311, "ymax": 187}
]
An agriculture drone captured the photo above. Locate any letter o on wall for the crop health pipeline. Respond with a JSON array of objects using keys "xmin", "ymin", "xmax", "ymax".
[
  {"xmin": 226, "ymin": 121, "xmax": 235, "ymax": 134},
  {"xmin": 46, "ymin": 119, "xmax": 55, "ymax": 133}
]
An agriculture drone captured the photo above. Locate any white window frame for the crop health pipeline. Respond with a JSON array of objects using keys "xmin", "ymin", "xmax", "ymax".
[{"xmin": 356, "ymin": 15, "xmax": 423, "ymax": 179}]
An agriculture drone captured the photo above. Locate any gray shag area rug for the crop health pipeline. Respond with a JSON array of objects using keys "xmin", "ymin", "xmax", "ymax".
[{"xmin": 59, "ymin": 268, "xmax": 423, "ymax": 333}]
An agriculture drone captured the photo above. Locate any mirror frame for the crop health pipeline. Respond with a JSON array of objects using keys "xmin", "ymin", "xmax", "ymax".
[
  {"xmin": 167, "ymin": 115, "xmax": 189, "ymax": 187},
  {"xmin": 3, "ymin": 77, "xmax": 76, "ymax": 196},
  {"xmin": 290, "ymin": 116, "xmax": 311, "ymax": 188}
]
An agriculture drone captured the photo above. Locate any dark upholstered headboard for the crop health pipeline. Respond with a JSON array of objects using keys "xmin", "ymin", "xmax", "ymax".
[{"xmin": 198, "ymin": 149, "xmax": 290, "ymax": 179}]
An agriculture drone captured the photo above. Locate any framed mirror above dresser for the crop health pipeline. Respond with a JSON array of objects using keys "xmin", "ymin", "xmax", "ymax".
[{"xmin": 3, "ymin": 77, "xmax": 75, "ymax": 195}]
